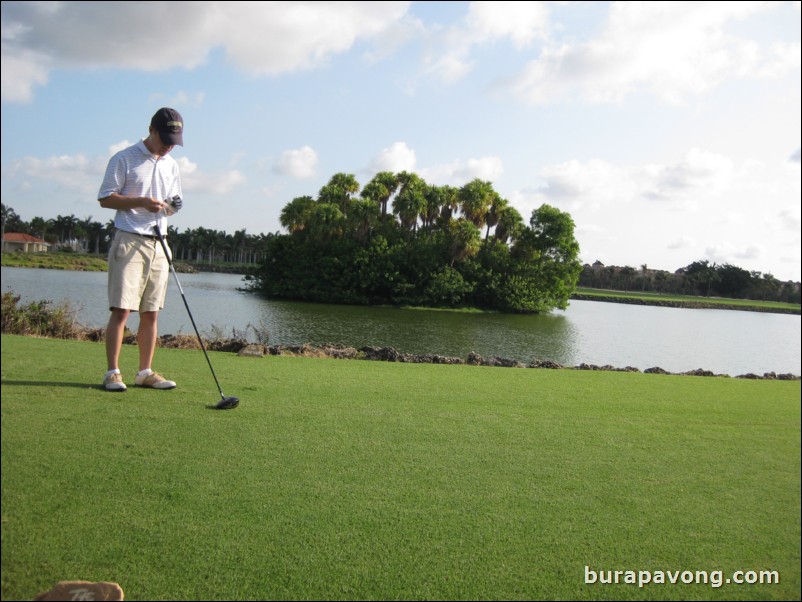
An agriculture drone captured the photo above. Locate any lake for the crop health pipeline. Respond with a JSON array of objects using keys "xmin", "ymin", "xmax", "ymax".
[{"xmin": 2, "ymin": 266, "xmax": 800, "ymax": 376}]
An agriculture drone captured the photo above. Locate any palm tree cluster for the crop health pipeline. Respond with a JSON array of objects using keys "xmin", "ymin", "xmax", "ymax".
[
  {"xmin": 255, "ymin": 172, "xmax": 582, "ymax": 313},
  {"xmin": 1, "ymin": 203, "xmax": 268, "ymax": 266}
]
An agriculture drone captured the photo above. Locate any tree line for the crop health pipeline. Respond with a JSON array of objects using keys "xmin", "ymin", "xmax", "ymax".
[
  {"xmin": 250, "ymin": 172, "xmax": 582, "ymax": 313},
  {"xmin": 0, "ymin": 203, "xmax": 268, "ymax": 265},
  {"xmin": 579, "ymin": 260, "xmax": 800, "ymax": 304}
]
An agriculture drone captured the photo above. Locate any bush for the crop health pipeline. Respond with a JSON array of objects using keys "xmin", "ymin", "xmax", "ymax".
[{"xmin": 1, "ymin": 291, "xmax": 83, "ymax": 339}]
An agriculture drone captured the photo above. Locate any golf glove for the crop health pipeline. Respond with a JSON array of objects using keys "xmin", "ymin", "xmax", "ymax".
[{"xmin": 168, "ymin": 195, "xmax": 183, "ymax": 212}]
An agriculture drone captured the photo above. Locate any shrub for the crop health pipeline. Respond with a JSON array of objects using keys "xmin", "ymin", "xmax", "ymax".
[{"xmin": 1, "ymin": 291, "xmax": 83, "ymax": 339}]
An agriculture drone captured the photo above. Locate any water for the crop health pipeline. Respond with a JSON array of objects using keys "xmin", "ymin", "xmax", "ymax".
[{"xmin": 2, "ymin": 266, "xmax": 800, "ymax": 376}]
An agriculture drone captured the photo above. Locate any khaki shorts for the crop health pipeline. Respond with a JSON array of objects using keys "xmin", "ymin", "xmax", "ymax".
[{"xmin": 108, "ymin": 230, "xmax": 171, "ymax": 312}]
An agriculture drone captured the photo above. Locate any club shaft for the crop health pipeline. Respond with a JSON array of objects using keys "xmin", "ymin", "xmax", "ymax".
[{"xmin": 153, "ymin": 225, "xmax": 227, "ymax": 400}]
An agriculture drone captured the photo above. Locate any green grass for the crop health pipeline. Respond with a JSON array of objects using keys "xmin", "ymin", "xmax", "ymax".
[
  {"xmin": 1, "ymin": 251, "xmax": 251, "ymax": 276},
  {"xmin": 574, "ymin": 287, "xmax": 800, "ymax": 313},
  {"xmin": 0, "ymin": 251, "xmax": 109, "ymax": 271},
  {"xmin": 1, "ymin": 334, "xmax": 800, "ymax": 601}
]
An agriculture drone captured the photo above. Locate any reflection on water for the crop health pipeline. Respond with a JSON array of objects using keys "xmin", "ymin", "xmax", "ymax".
[{"xmin": 2, "ymin": 266, "xmax": 799, "ymax": 376}]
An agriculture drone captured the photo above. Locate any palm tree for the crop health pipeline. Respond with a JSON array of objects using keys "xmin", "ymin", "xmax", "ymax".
[
  {"xmin": 346, "ymin": 199, "xmax": 380, "ymax": 242},
  {"xmin": 494, "ymin": 205, "xmax": 524, "ymax": 244},
  {"xmin": 392, "ymin": 172, "xmax": 427, "ymax": 234},
  {"xmin": 53, "ymin": 214, "xmax": 79, "ymax": 245},
  {"xmin": 361, "ymin": 171, "xmax": 399, "ymax": 218},
  {"xmin": 1, "ymin": 203, "xmax": 20, "ymax": 244},
  {"xmin": 422, "ymin": 185, "xmax": 446, "ymax": 230},
  {"xmin": 231, "ymin": 228, "xmax": 247, "ymax": 263},
  {"xmin": 438, "ymin": 185, "xmax": 460, "ymax": 223},
  {"xmin": 447, "ymin": 219, "xmax": 481, "ymax": 267},
  {"xmin": 458, "ymin": 179, "xmax": 494, "ymax": 229},
  {"xmin": 318, "ymin": 173, "xmax": 360, "ymax": 214},
  {"xmin": 620, "ymin": 266, "xmax": 636, "ymax": 292},
  {"xmin": 307, "ymin": 203, "xmax": 345, "ymax": 241},
  {"xmin": 83, "ymin": 219, "xmax": 105, "ymax": 254},
  {"xmin": 280, "ymin": 196, "xmax": 315, "ymax": 234},
  {"xmin": 29, "ymin": 217, "xmax": 50, "ymax": 241},
  {"xmin": 484, "ymin": 193, "xmax": 508, "ymax": 241}
]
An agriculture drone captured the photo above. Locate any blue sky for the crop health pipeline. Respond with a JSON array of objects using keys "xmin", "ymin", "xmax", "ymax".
[{"xmin": 2, "ymin": 1, "xmax": 800, "ymax": 281}]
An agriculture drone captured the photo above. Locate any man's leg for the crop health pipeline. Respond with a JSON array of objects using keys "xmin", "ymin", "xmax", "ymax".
[
  {"xmin": 134, "ymin": 310, "xmax": 176, "ymax": 389},
  {"xmin": 137, "ymin": 310, "xmax": 159, "ymax": 372},
  {"xmin": 106, "ymin": 307, "xmax": 130, "ymax": 371}
]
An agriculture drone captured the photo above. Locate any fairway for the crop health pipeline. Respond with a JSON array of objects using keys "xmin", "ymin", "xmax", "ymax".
[{"xmin": 1, "ymin": 334, "xmax": 799, "ymax": 601}]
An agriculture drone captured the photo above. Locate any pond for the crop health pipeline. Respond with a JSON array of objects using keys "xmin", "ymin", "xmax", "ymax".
[{"xmin": 2, "ymin": 266, "xmax": 800, "ymax": 376}]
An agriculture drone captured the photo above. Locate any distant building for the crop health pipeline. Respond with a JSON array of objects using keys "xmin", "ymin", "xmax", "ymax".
[
  {"xmin": 592, "ymin": 260, "xmax": 605, "ymax": 270},
  {"xmin": 2, "ymin": 232, "xmax": 51, "ymax": 253}
]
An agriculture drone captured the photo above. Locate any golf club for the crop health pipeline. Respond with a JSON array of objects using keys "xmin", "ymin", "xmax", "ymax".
[{"xmin": 154, "ymin": 221, "xmax": 239, "ymax": 410}]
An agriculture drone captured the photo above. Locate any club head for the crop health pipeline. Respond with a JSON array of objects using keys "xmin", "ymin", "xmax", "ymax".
[{"xmin": 215, "ymin": 396, "xmax": 239, "ymax": 410}]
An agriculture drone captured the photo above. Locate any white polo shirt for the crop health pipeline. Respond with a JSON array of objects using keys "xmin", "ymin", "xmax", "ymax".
[{"xmin": 98, "ymin": 139, "xmax": 182, "ymax": 236}]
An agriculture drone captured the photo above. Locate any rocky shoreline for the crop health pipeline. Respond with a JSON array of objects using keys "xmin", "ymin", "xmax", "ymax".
[{"xmin": 156, "ymin": 336, "xmax": 799, "ymax": 380}]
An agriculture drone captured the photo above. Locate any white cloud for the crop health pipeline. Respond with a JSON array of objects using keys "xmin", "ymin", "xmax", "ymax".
[
  {"xmin": 368, "ymin": 141, "xmax": 417, "ymax": 174},
  {"xmin": 420, "ymin": 156, "xmax": 503, "ymax": 186},
  {"xmin": 705, "ymin": 242, "xmax": 765, "ymax": 265},
  {"xmin": 503, "ymin": 1, "xmax": 798, "ymax": 105},
  {"xmin": 212, "ymin": 1, "xmax": 410, "ymax": 75},
  {"xmin": 179, "ymin": 158, "xmax": 245, "ymax": 196},
  {"xmin": 668, "ymin": 235, "xmax": 696, "ymax": 250},
  {"xmin": 465, "ymin": 1, "xmax": 549, "ymax": 49},
  {"xmin": 779, "ymin": 207, "xmax": 801, "ymax": 231},
  {"xmin": 0, "ymin": 45, "xmax": 49, "ymax": 103},
  {"xmin": 3, "ymin": 153, "xmax": 104, "ymax": 195},
  {"xmin": 423, "ymin": 1, "xmax": 549, "ymax": 84},
  {"xmin": 273, "ymin": 146, "xmax": 319, "ymax": 179},
  {"xmin": 641, "ymin": 149, "xmax": 734, "ymax": 201},
  {"xmin": 1, "ymin": 1, "xmax": 412, "ymax": 102}
]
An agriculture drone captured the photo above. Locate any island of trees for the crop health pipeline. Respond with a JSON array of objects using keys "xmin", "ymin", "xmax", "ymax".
[{"xmin": 252, "ymin": 172, "xmax": 581, "ymax": 313}]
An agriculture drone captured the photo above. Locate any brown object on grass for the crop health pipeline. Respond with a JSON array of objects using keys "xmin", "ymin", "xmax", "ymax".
[{"xmin": 34, "ymin": 580, "xmax": 124, "ymax": 601}]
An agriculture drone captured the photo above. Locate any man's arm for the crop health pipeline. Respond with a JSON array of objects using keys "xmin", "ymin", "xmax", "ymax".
[{"xmin": 99, "ymin": 193, "xmax": 165, "ymax": 213}]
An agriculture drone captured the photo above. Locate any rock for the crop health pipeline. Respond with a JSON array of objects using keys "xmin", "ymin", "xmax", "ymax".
[
  {"xmin": 359, "ymin": 346, "xmax": 401, "ymax": 362},
  {"xmin": 34, "ymin": 581, "xmax": 124, "ymax": 601},
  {"xmin": 466, "ymin": 351, "xmax": 484, "ymax": 366},
  {"xmin": 682, "ymin": 368, "xmax": 717, "ymax": 377},
  {"xmin": 322, "ymin": 345, "xmax": 359, "ymax": 359},
  {"xmin": 237, "ymin": 344, "xmax": 265, "ymax": 357},
  {"xmin": 528, "ymin": 359, "xmax": 564, "ymax": 369}
]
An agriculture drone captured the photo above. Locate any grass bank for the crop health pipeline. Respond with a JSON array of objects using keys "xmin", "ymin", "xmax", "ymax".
[
  {"xmin": 2, "ymin": 334, "xmax": 799, "ymax": 601},
  {"xmin": 0, "ymin": 251, "xmax": 248, "ymax": 275},
  {"xmin": 573, "ymin": 287, "xmax": 800, "ymax": 314}
]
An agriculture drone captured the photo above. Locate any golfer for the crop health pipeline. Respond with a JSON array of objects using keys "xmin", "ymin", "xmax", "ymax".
[{"xmin": 98, "ymin": 107, "xmax": 184, "ymax": 392}]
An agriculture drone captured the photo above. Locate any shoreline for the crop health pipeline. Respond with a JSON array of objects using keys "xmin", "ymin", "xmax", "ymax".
[{"xmin": 152, "ymin": 336, "xmax": 801, "ymax": 381}]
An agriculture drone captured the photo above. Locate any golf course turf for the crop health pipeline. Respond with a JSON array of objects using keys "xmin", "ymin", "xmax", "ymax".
[{"xmin": 1, "ymin": 334, "xmax": 799, "ymax": 600}]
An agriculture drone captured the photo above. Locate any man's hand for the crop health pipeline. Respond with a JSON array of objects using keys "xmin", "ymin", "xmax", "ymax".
[
  {"xmin": 144, "ymin": 197, "xmax": 165, "ymax": 213},
  {"xmin": 164, "ymin": 195, "xmax": 182, "ymax": 216}
]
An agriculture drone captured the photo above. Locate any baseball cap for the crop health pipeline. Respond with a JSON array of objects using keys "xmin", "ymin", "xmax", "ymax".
[{"xmin": 151, "ymin": 107, "xmax": 184, "ymax": 146}]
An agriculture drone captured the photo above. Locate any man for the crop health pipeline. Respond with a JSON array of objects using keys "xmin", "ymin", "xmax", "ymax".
[{"xmin": 98, "ymin": 107, "xmax": 185, "ymax": 391}]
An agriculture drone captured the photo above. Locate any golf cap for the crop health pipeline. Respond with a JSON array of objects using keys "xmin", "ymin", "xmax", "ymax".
[{"xmin": 151, "ymin": 107, "xmax": 184, "ymax": 146}]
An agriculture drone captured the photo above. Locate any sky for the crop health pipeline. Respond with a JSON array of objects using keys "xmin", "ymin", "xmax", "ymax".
[{"xmin": 1, "ymin": 1, "xmax": 800, "ymax": 282}]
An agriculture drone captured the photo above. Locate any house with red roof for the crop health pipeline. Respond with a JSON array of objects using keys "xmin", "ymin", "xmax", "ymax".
[{"xmin": 2, "ymin": 232, "xmax": 51, "ymax": 253}]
